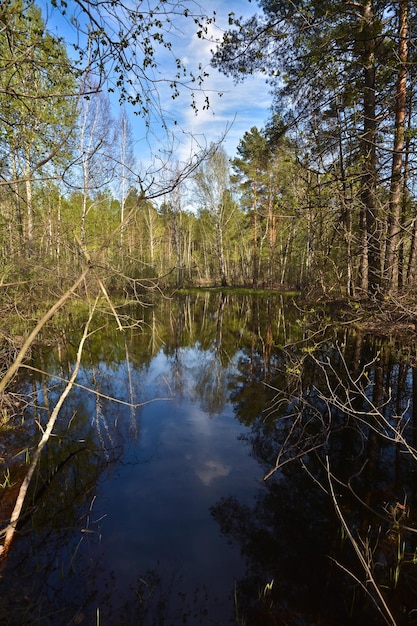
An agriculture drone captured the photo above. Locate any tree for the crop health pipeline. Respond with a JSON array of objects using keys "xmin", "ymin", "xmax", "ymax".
[
  {"xmin": 75, "ymin": 84, "xmax": 116, "ymax": 244},
  {"xmin": 135, "ymin": 199, "xmax": 164, "ymax": 274},
  {"xmin": 0, "ymin": 1, "xmax": 78, "ymax": 256},
  {"xmin": 193, "ymin": 146, "xmax": 235, "ymax": 287},
  {"xmin": 263, "ymin": 117, "xmax": 302, "ymax": 288},
  {"xmin": 50, "ymin": 0, "xmax": 215, "ymax": 122},
  {"xmin": 212, "ymin": 0, "xmax": 414, "ymax": 298},
  {"xmin": 116, "ymin": 109, "xmax": 136, "ymax": 255},
  {"xmin": 384, "ymin": 0, "xmax": 409, "ymax": 294},
  {"xmin": 162, "ymin": 169, "xmax": 189, "ymax": 286},
  {"xmin": 233, "ymin": 127, "xmax": 269, "ymax": 288}
]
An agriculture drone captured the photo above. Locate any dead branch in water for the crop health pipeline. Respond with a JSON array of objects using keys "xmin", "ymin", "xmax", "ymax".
[{"xmin": 0, "ymin": 299, "xmax": 97, "ymax": 561}]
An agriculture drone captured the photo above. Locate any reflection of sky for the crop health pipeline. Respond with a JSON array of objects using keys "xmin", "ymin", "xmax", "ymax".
[
  {"xmin": 16, "ymin": 304, "xmax": 417, "ymax": 625},
  {"xmin": 88, "ymin": 345, "xmax": 263, "ymax": 620},
  {"xmin": 25, "ymin": 338, "xmax": 263, "ymax": 622},
  {"xmin": 93, "ymin": 344, "xmax": 243, "ymax": 409},
  {"xmin": 195, "ymin": 459, "xmax": 231, "ymax": 486}
]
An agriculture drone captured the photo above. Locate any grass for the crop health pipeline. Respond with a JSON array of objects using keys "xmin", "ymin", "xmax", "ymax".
[
  {"xmin": 177, "ymin": 286, "xmax": 300, "ymax": 297},
  {"xmin": 0, "ymin": 409, "xmax": 13, "ymax": 432},
  {"xmin": 0, "ymin": 468, "xmax": 12, "ymax": 488}
]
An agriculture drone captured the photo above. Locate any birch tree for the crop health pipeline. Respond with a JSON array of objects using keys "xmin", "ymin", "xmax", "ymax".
[
  {"xmin": 76, "ymin": 86, "xmax": 115, "ymax": 244},
  {"xmin": 0, "ymin": 1, "xmax": 77, "ymax": 256},
  {"xmin": 193, "ymin": 146, "xmax": 234, "ymax": 287},
  {"xmin": 116, "ymin": 109, "xmax": 135, "ymax": 254}
]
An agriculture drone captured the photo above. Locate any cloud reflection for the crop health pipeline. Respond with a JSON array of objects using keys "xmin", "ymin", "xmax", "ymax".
[{"xmin": 196, "ymin": 459, "xmax": 231, "ymax": 486}]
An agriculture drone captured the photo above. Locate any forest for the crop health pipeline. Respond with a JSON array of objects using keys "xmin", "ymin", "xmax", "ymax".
[
  {"xmin": 2, "ymin": 2, "xmax": 417, "ymax": 625},
  {"xmin": 1, "ymin": 0, "xmax": 416, "ymax": 300}
]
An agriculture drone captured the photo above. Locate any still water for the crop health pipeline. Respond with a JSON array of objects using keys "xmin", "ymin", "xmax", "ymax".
[{"xmin": 1, "ymin": 292, "xmax": 417, "ymax": 625}]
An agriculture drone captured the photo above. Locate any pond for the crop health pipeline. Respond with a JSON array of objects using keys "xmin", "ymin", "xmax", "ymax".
[{"xmin": 1, "ymin": 291, "xmax": 417, "ymax": 625}]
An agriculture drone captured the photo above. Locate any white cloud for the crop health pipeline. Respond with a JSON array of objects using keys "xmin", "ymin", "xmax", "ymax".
[
  {"xmin": 40, "ymin": 0, "xmax": 271, "ymax": 181},
  {"xmin": 195, "ymin": 459, "xmax": 231, "ymax": 486},
  {"xmin": 131, "ymin": 0, "xmax": 272, "ymax": 165}
]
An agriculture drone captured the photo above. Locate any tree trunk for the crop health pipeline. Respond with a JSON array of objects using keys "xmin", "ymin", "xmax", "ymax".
[
  {"xmin": 11, "ymin": 155, "xmax": 24, "ymax": 255},
  {"xmin": 252, "ymin": 179, "xmax": 258, "ymax": 288},
  {"xmin": 399, "ymin": 93, "xmax": 412, "ymax": 288},
  {"xmin": 25, "ymin": 153, "xmax": 34, "ymax": 257},
  {"xmin": 268, "ymin": 189, "xmax": 277, "ymax": 289},
  {"xmin": 336, "ymin": 103, "xmax": 355, "ymax": 297},
  {"xmin": 406, "ymin": 213, "xmax": 417, "ymax": 286},
  {"xmin": 360, "ymin": 0, "xmax": 379, "ymax": 297},
  {"xmin": 384, "ymin": 0, "xmax": 408, "ymax": 294},
  {"xmin": 215, "ymin": 219, "xmax": 227, "ymax": 287}
]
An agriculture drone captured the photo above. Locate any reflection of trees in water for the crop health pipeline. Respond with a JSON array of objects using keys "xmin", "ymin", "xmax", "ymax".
[
  {"xmin": 194, "ymin": 351, "xmax": 228, "ymax": 415},
  {"xmin": 194, "ymin": 293, "xmax": 229, "ymax": 415},
  {"xmin": 211, "ymin": 470, "xmax": 341, "ymax": 625},
  {"xmin": 163, "ymin": 291, "xmax": 256, "ymax": 415},
  {"xmin": 0, "ymin": 439, "xmax": 115, "ymax": 625},
  {"xmin": 0, "ymin": 333, "xmax": 133, "ymax": 624},
  {"xmin": 1, "ymin": 292, "xmax": 299, "ymax": 624},
  {"xmin": 124, "ymin": 292, "xmax": 299, "ymax": 418},
  {"xmin": 213, "ymin": 329, "xmax": 417, "ymax": 625},
  {"xmin": 10, "ymin": 295, "xmax": 411, "ymax": 624}
]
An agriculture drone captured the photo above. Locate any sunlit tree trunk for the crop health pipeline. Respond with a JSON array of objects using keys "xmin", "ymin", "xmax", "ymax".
[
  {"xmin": 171, "ymin": 185, "xmax": 184, "ymax": 286},
  {"xmin": 359, "ymin": 0, "xmax": 379, "ymax": 296},
  {"xmin": 46, "ymin": 194, "xmax": 53, "ymax": 257},
  {"xmin": 384, "ymin": 0, "xmax": 408, "ymax": 294},
  {"xmin": 142, "ymin": 202, "xmax": 162, "ymax": 269},
  {"xmin": 57, "ymin": 187, "xmax": 62, "ymax": 274},
  {"xmin": 24, "ymin": 151, "xmax": 34, "ymax": 257},
  {"xmin": 117, "ymin": 109, "xmax": 134, "ymax": 257},
  {"xmin": 184, "ymin": 219, "xmax": 194, "ymax": 282},
  {"xmin": 252, "ymin": 180, "xmax": 258, "ymax": 289},
  {"xmin": 194, "ymin": 146, "xmax": 232, "ymax": 287},
  {"xmin": 399, "ymin": 94, "xmax": 412, "ymax": 289},
  {"xmin": 80, "ymin": 155, "xmax": 89, "ymax": 245},
  {"xmin": 78, "ymin": 86, "xmax": 115, "ymax": 244},
  {"xmin": 11, "ymin": 154, "xmax": 24, "ymax": 255},
  {"xmin": 267, "ymin": 189, "xmax": 277, "ymax": 288},
  {"xmin": 216, "ymin": 219, "xmax": 227, "ymax": 287},
  {"xmin": 406, "ymin": 214, "xmax": 417, "ymax": 286}
]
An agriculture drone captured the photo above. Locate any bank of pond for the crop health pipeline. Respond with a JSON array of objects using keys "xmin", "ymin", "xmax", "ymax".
[{"xmin": 0, "ymin": 291, "xmax": 416, "ymax": 625}]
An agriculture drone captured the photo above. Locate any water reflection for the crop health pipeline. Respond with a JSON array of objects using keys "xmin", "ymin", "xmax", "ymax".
[
  {"xmin": 0, "ymin": 293, "xmax": 416, "ymax": 625},
  {"xmin": 227, "ymin": 328, "xmax": 417, "ymax": 624},
  {"xmin": 196, "ymin": 460, "xmax": 231, "ymax": 486}
]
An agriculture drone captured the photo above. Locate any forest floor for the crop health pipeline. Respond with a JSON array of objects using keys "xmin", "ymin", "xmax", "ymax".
[{"xmin": 321, "ymin": 293, "xmax": 417, "ymax": 344}]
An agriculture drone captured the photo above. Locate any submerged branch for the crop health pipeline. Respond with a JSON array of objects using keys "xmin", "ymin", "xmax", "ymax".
[{"xmin": 0, "ymin": 299, "xmax": 97, "ymax": 561}]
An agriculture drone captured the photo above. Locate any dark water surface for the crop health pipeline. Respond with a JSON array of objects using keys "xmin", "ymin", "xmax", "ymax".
[{"xmin": 1, "ymin": 292, "xmax": 417, "ymax": 625}]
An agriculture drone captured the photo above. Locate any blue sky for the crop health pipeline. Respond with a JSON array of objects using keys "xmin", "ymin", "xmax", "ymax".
[
  {"xmin": 149, "ymin": 0, "xmax": 272, "ymax": 160},
  {"xmin": 40, "ymin": 1, "xmax": 272, "ymax": 175}
]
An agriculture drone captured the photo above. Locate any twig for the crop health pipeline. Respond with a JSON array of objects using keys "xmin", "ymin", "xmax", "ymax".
[
  {"xmin": 0, "ymin": 268, "xmax": 90, "ymax": 395},
  {"xmin": 326, "ymin": 456, "xmax": 398, "ymax": 626}
]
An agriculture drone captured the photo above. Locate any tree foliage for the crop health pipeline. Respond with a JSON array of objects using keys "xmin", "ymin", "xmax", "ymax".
[
  {"xmin": 213, "ymin": 0, "xmax": 417, "ymax": 298},
  {"xmin": 50, "ymin": 0, "xmax": 215, "ymax": 119},
  {"xmin": 1, "ymin": 0, "xmax": 417, "ymax": 295}
]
